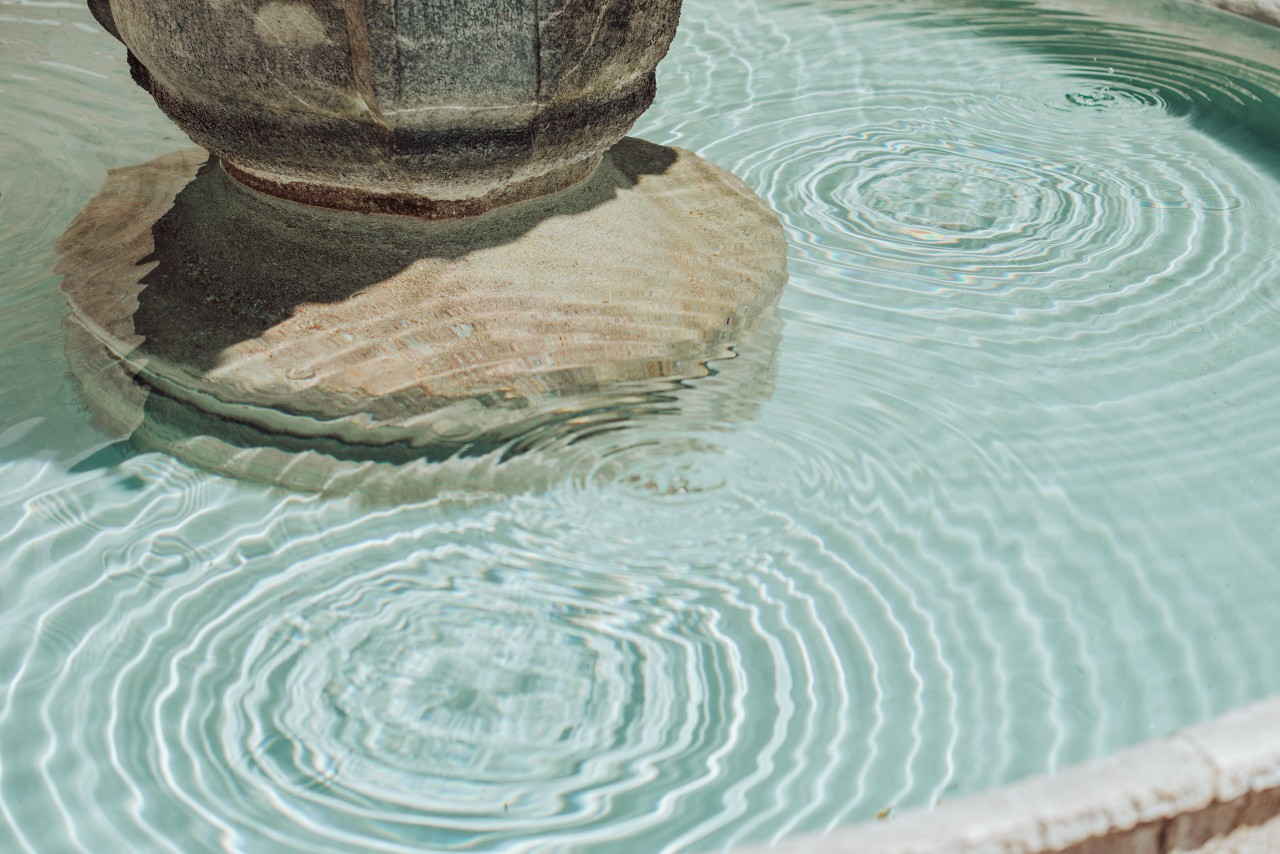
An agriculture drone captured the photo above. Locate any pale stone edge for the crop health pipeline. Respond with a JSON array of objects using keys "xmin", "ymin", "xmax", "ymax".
[{"xmin": 745, "ymin": 694, "xmax": 1280, "ymax": 854}]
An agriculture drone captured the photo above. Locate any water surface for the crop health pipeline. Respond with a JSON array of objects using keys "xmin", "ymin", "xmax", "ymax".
[{"xmin": 3, "ymin": 0, "xmax": 1280, "ymax": 850}]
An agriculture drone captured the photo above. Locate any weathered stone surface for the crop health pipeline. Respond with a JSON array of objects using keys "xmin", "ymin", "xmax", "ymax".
[
  {"xmin": 91, "ymin": 0, "xmax": 682, "ymax": 215},
  {"xmin": 57, "ymin": 139, "xmax": 787, "ymax": 496},
  {"xmin": 1190, "ymin": 815, "xmax": 1280, "ymax": 853}
]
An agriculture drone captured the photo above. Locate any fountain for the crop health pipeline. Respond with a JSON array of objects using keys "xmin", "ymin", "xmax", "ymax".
[
  {"xmin": 7, "ymin": 0, "xmax": 1277, "ymax": 851},
  {"xmin": 62, "ymin": 0, "xmax": 788, "ymax": 494}
]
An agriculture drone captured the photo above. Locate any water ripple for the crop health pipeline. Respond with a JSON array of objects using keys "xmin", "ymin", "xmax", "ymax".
[{"xmin": 4, "ymin": 0, "xmax": 1280, "ymax": 851}]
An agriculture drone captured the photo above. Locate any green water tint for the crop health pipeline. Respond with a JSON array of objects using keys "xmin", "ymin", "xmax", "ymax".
[{"xmin": 3, "ymin": 0, "xmax": 1280, "ymax": 850}]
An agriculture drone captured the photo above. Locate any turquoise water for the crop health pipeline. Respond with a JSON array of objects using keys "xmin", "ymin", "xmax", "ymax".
[{"xmin": 3, "ymin": 0, "xmax": 1280, "ymax": 850}]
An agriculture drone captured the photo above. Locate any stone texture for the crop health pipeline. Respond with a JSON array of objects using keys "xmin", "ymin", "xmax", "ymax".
[
  {"xmin": 57, "ymin": 139, "xmax": 787, "ymax": 497},
  {"xmin": 1185, "ymin": 701, "xmax": 1280, "ymax": 802},
  {"xmin": 89, "ymin": 0, "xmax": 682, "ymax": 215},
  {"xmin": 747, "ymin": 695, "xmax": 1280, "ymax": 854},
  {"xmin": 1188, "ymin": 815, "xmax": 1280, "ymax": 854},
  {"xmin": 1185, "ymin": 0, "xmax": 1280, "ymax": 26}
]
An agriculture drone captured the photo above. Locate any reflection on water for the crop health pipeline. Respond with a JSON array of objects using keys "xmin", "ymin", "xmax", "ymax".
[
  {"xmin": 56, "ymin": 140, "xmax": 786, "ymax": 497},
  {"xmin": 3, "ymin": 0, "xmax": 1280, "ymax": 851}
]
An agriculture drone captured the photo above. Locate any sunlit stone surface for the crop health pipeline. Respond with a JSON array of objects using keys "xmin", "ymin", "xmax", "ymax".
[{"xmin": 57, "ymin": 139, "xmax": 787, "ymax": 496}]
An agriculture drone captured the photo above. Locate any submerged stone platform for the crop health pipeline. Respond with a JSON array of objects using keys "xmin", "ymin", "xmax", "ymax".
[{"xmin": 58, "ymin": 138, "xmax": 787, "ymax": 495}]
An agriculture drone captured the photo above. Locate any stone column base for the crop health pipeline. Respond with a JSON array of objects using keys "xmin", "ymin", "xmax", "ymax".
[{"xmin": 57, "ymin": 138, "xmax": 788, "ymax": 498}]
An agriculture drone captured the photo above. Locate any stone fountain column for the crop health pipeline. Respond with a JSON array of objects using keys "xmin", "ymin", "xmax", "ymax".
[
  {"xmin": 86, "ymin": 0, "xmax": 683, "ymax": 217},
  {"xmin": 62, "ymin": 0, "xmax": 788, "ymax": 497}
]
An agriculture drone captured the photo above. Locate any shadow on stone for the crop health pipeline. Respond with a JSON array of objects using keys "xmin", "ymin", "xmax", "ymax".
[
  {"xmin": 132, "ymin": 139, "xmax": 676, "ymax": 373},
  {"xmin": 57, "ymin": 138, "xmax": 787, "ymax": 498}
]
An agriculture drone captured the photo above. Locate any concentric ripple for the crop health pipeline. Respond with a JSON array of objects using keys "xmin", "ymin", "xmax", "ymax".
[
  {"xmin": 806, "ymin": 128, "xmax": 1082, "ymax": 266},
  {"xmin": 0, "ymin": 482, "xmax": 880, "ymax": 851},
  {"xmin": 157, "ymin": 553, "xmax": 741, "ymax": 849},
  {"xmin": 853, "ymin": 153, "xmax": 1052, "ymax": 240},
  {"xmin": 1058, "ymin": 82, "xmax": 1165, "ymax": 113},
  {"xmin": 5, "ymin": 0, "xmax": 1280, "ymax": 852}
]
